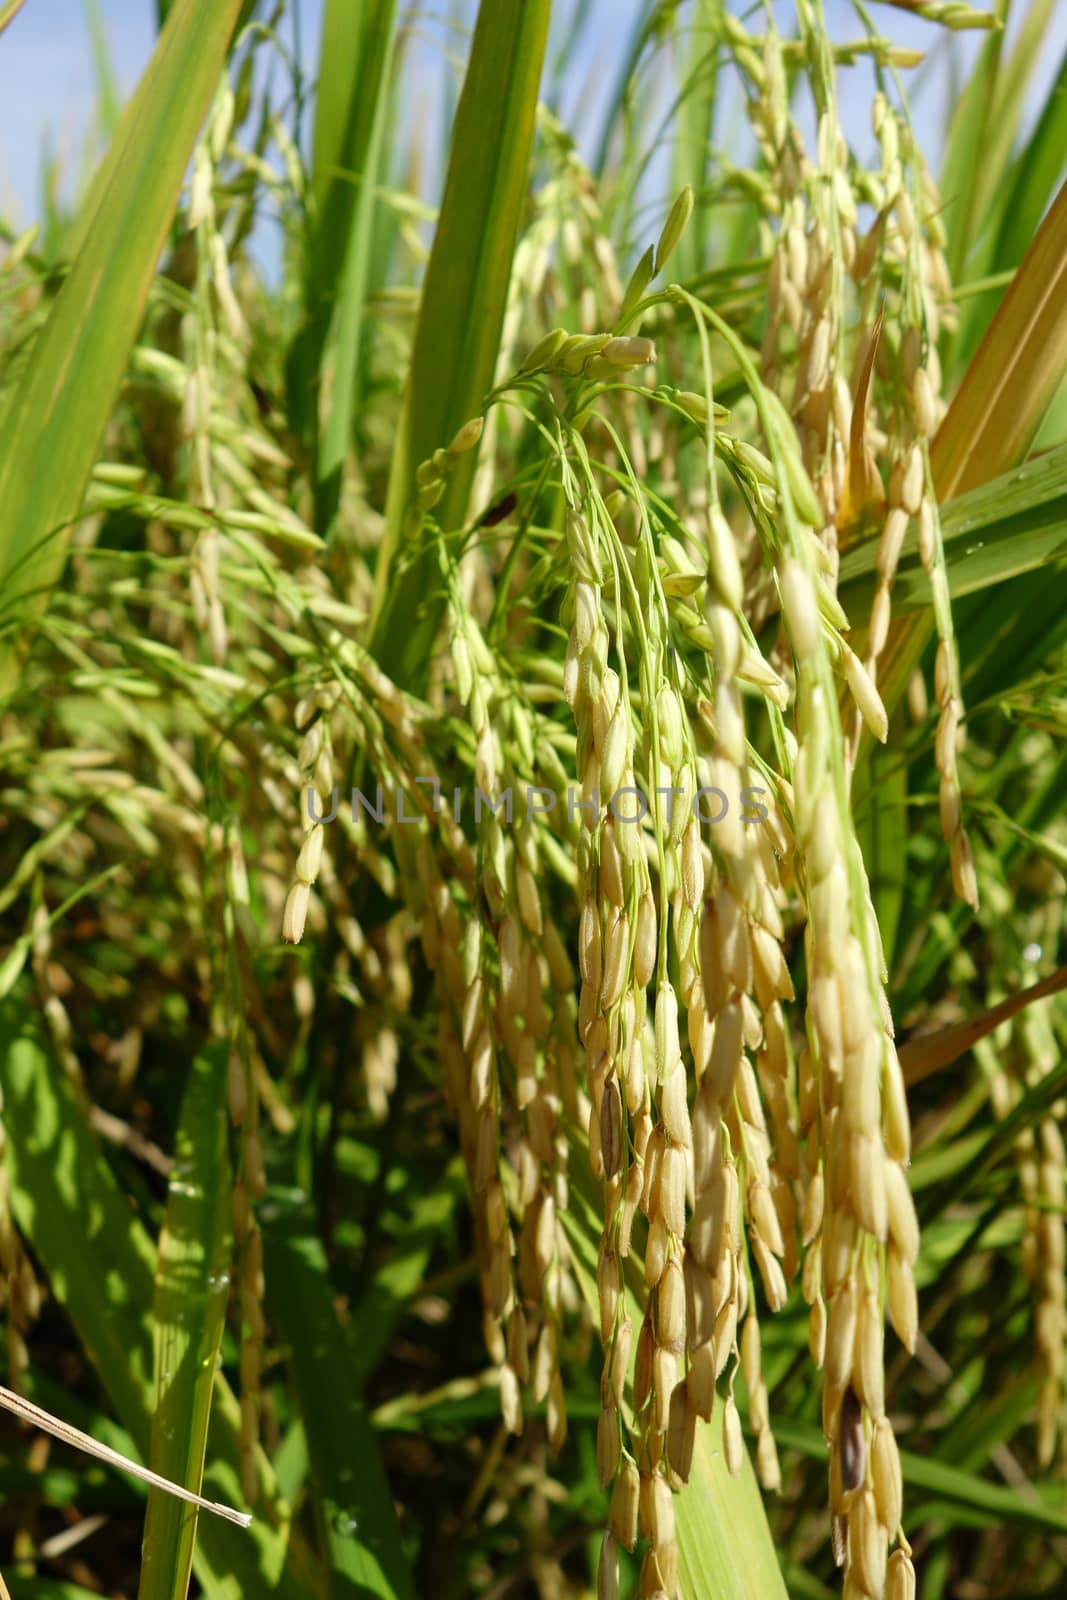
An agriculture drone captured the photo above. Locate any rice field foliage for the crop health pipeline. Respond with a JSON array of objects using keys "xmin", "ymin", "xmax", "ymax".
[{"xmin": 0, "ymin": 1, "xmax": 1066, "ymax": 1596}]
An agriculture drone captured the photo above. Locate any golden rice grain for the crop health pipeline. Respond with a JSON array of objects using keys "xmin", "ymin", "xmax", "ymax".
[
  {"xmin": 886, "ymin": 1548, "xmax": 916, "ymax": 1600},
  {"xmin": 723, "ymin": 1392, "xmax": 744, "ymax": 1476},
  {"xmin": 609, "ymin": 1459, "xmax": 640, "ymax": 1551}
]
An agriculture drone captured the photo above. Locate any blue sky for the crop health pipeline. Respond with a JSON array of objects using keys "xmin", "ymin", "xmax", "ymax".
[{"xmin": 1, "ymin": 1, "xmax": 1064, "ymax": 236}]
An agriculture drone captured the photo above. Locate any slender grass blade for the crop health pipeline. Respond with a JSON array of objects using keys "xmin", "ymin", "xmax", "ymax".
[
  {"xmin": 138, "ymin": 1045, "xmax": 236, "ymax": 1600},
  {"xmin": 370, "ymin": 0, "xmax": 551, "ymax": 694},
  {"xmin": 0, "ymin": 0, "xmax": 244, "ymax": 696}
]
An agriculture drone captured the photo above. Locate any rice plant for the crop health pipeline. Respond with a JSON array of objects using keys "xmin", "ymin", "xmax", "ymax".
[{"xmin": 1, "ymin": 1, "xmax": 1066, "ymax": 1596}]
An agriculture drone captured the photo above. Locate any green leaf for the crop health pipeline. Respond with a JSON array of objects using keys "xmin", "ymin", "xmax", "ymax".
[
  {"xmin": 674, "ymin": 1429, "xmax": 790, "ymax": 1600},
  {"xmin": 344, "ymin": 1163, "xmax": 464, "ymax": 1393},
  {"xmin": 781, "ymin": 1567, "xmax": 836, "ymax": 1600},
  {"xmin": 0, "ymin": 1001, "xmax": 324, "ymax": 1600},
  {"xmin": 84, "ymin": 0, "xmax": 121, "ymax": 141},
  {"xmin": 955, "ymin": 564, "xmax": 1067, "ymax": 709},
  {"xmin": 0, "ymin": 0, "xmax": 244, "ymax": 695},
  {"xmin": 940, "ymin": 0, "xmax": 1055, "ymax": 309},
  {"xmin": 138, "ymin": 1045, "xmax": 233, "ymax": 1600},
  {"xmin": 938, "ymin": 1, "xmax": 1005, "ymax": 287},
  {"xmin": 671, "ymin": 0, "xmax": 724, "ymax": 282},
  {"xmin": 919, "ymin": 1049, "xmax": 1067, "ymax": 1224},
  {"xmin": 938, "ymin": 1374, "xmax": 1041, "ymax": 1475},
  {"xmin": 369, "ymin": 0, "xmax": 551, "ymax": 695},
  {"xmin": 837, "ymin": 438, "xmax": 1067, "ymax": 621},
  {"xmin": 976, "ymin": 0, "xmax": 1058, "ymax": 234},
  {"xmin": 953, "ymin": 37, "xmax": 1067, "ymax": 370},
  {"xmin": 261, "ymin": 1188, "xmax": 416, "ymax": 1599},
  {"xmin": 288, "ymin": 0, "xmax": 400, "ymax": 536}
]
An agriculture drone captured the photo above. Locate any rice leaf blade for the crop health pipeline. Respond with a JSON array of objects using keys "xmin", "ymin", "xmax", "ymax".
[
  {"xmin": 0, "ymin": 0, "xmax": 244, "ymax": 694},
  {"xmin": 261, "ymin": 1188, "xmax": 416, "ymax": 1599},
  {"xmin": 84, "ymin": 0, "xmax": 121, "ymax": 141},
  {"xmin": 837, "ymin": 438, "xmax": 1067, "ymax": 620},
  {"xmin": 289, "ymin": 0, "xmax": 399, "ymax": 536},
  {"xmin": 369, "ymin": 0, "xmax": 551, "ymax": 693},
  {"xmin": 953, "ymin": 38, "xmax": 1067, "ymax": 369},
  {"xmin": 672, "ymin": 0, "xmax": 723, "ymax": 281},
  {"xmin": 138, "ymin": 1045, "xmax": 233, "ymax": 1600},
  {"xmin": 938, "ymin": 6, "xmax": 1005, "ymax": 285},
  {"xmin": 344, "ymin": 1164, "xmax": 464, "ymax": 1394},
  {"xmin": 933, "ymin": 179, "xmax": 1067, "ymax": 500},
  {"xmin": 939, "ymin": 0, "xmax": 1053, "ymax": 335},
  {"xmin": 317, "ymin": 3, "xmax": 399, "ymax": 537}
]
